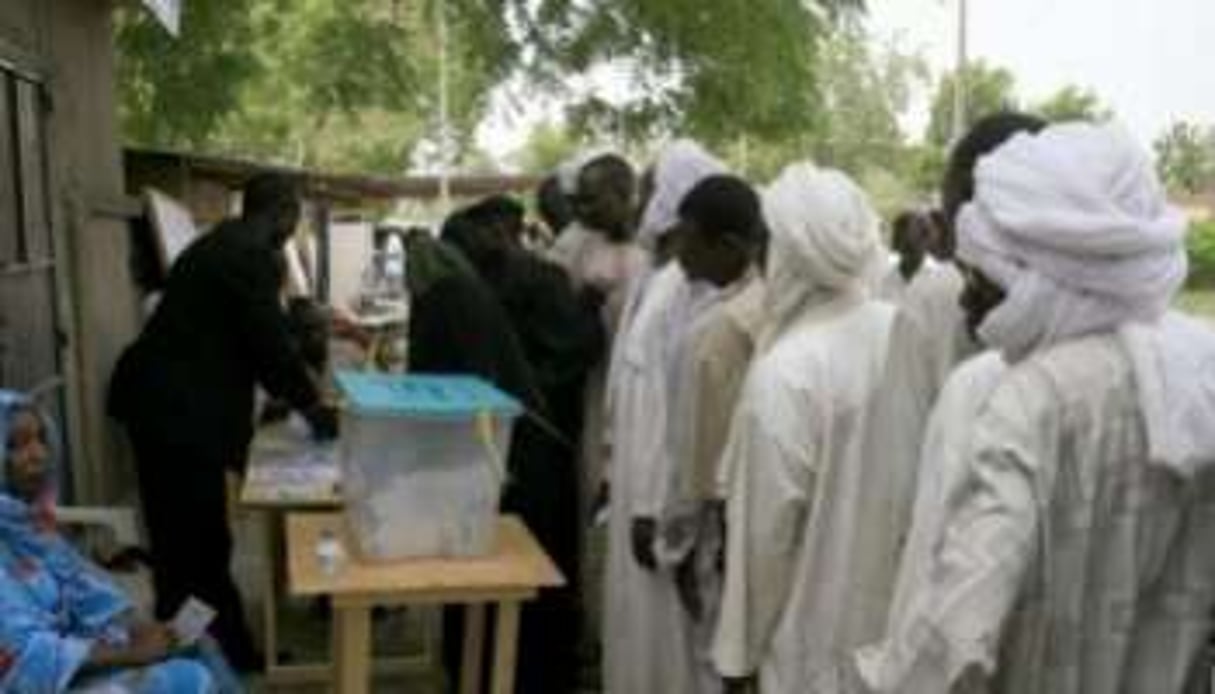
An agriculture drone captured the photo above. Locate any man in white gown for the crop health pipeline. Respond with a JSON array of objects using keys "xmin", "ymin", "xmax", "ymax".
[
  {"xmin": 712, "ymin": 163, "xmax": 895, "ymax": 694},
  {"xmin": 845, "ymin": 114, "xmax": 1048, "ymax": 651},
  {"xmin": 853, "ymin": 351, "xmax": 1007, "ymax": 684},
  {"xmin": 547, "ymin": 152, "xmax": 651, "ymax": 678},
  {"xmin": 857, "ymin": 122, "xmax": 1215, "ymax": 694},
  {"xmin": 875, "ymin": 211, "xmax": 931, "ymax": 303},
  {"xmin": 656, "ymin": 175, "xmax": 768, "ymax": 690},
  {"xmin": 601, "ymin": 141, "xmax": 727, "ymax": 694},
  {"xmin": 550, "ymin": 153, "xmax": 651, "ymax": 335}
]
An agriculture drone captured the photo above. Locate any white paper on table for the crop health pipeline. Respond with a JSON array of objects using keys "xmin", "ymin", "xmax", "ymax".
[{"xmin": 246, "ymin": 415, "xmax": 340, "ymax": 500}]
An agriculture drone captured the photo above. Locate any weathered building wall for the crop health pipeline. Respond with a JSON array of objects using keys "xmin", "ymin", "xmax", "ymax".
[
  {"xmin": 46, "ymin": 0, "xmax": 142, "ymax": 504},
  {"xmin": 1, "ymin": 0, "xmax": 141, "ymax": 503}
]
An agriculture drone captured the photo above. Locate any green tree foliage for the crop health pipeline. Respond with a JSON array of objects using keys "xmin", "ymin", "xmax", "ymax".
[
  {"xmin": 117, "ymin": 0, "xmax": 260, "ymax": 148},
  {"xmin": 1186, "ymin": 221, "xmax": 1215, "ymax": 288},
  {"xmin": 799, "ymin": 30, "xmax": 921, "ymax": 173},
  {"xmin": 810, "ymin": 29, "xmax": 929, "ymax": 181},
  {"xmin": 1034, "ymin": 85, "xmax": 1112, "ymax": 123},
  {"xmin": 517, "ymin": 0, "xmax": 863, "ymax": 147},
  {"xmin": 712, "ymin": 29, "xmax": 927, "ymax": 189},
  {"xmin": 731, "ymin": 28, "xmax": 931, "ymax": 215},
  {"xmin": 1155, "ymin": 121, "xmax": 1215, "ymax": 195},
  {"xmin": 921, "ymin": 72, "xmax": 1117, "ymax": 196},
  {"xmin": 926, "ymin": 61, "xmax": 1018, "ymax": 146},
  {"xmin": 514, "ymin": 122, "xmax": 581, "ymax": 174},
  {"xmin": 903, "ymin": 144, "xmax": 948, "ymax": 199},
  {"xmin": 119, "ymin": 0, "xmax": 865, "ymax": 175},
  {"xmin": 118, "ymin": 0, "xmax": 517, "ymax": 174}
]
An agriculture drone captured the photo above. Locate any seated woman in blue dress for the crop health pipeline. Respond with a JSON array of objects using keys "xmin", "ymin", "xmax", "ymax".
[{"xmin": 0, "ymin": 389, "xmax": 240, "ymax": 692}]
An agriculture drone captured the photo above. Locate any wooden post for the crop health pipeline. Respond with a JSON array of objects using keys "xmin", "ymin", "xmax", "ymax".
[
  {"xmin": 490, "ymin": 601, "xmax": 521, "ymax": 694},
  {"xmin": 260, "ymin": 510, "xmax": 280, "ymax": 678},
  {"xmin": 333, "ymin": 604, "xmax": 371, "ymax": 694},
  {"xmin": 460, "ymin": 603, "xmax": 487, "ymax": 694},
  {"xmin": 313, "ymin": 200, "xmax": 331, "ymax": 303}
]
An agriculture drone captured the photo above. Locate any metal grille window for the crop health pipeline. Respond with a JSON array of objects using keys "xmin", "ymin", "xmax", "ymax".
[{"xmin": 0, "ymin": 64, "xmax": 70, "ymax": 469}]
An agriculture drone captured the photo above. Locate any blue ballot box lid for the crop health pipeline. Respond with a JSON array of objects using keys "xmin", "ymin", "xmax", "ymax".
[{"xmin": 335, "ymin": 371, "xmax": 524, "ymax": 419}]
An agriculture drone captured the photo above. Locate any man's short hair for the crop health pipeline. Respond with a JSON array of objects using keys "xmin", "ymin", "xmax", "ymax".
[
  {"xmin": 243, "ymin": 173, "xmax": 301, "ymax": 218},
  {"xmin": 464, "ymin": 195, "xmax": 526, "ymax": 227},
  {"xmin": 942, "ymin": 112, "xmax": 1047, "ymax": 221},
  {"xmin": 892, "ymin": 211, "xmax": 927, "ymax": 243},
  {"xmin": 678, "ymin": 175, "xmax": 765, "ymax": 245},
  {"xmin": 537, "ymin": 176, "xmax": 574, "ymax": 231},
  {"xmin": 581, "ymin": 154, "xmax": 636, "ymax": 196}
]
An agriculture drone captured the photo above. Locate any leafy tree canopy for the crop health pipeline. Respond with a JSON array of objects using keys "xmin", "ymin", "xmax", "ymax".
[
  {"xmin": 119, "ymin": 0, "xmax": 516, "ymax": 174},
  {"xmin": 1034, "ymin": 85, "xmax": 1112, "ymax": 123},
  {"xmin": 1155, "ymin": 121, "xmax": 1215, "ymax": 195},
  {"xmin": 526, "ymin": 0, "xmax": 862, "ymax": 145},
  {"xmin": 926, "ymin": 61, "xmax": 1018, "ymax": 146},
  {"xmin": 118, "ymin": 0, "xmax": 864, "ymax": 174}
]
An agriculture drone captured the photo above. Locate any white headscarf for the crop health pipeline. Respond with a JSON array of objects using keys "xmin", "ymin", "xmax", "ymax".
[
  {"xmin": 760, "ymin": 162, "xmax": 881, "ymax": 345},
  {"xmin": 636, "ymin": 140, "xmax": 727, "ymax": 246},
  {"xmin": 958, "ymin": 122, "xmax": 1215, "ymax": 476}
]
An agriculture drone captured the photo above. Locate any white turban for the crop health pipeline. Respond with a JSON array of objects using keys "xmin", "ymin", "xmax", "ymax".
[
  {"xmin": 637, "ymin": 140, "xmax": 727, "ymax": 245},
  {"xmin": 760, "ymin": 162, "xmax": 881, "ymax": 345},
  {"xmin": 959, "ymin": 122, "xmax": 1215, "ymax": 476},
  {"xmin": 957, "ymin": 123, "xmax": 1188, "ymax": 361}
]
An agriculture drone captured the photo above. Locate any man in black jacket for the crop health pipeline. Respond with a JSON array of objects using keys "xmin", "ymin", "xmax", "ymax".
[{"xmin": 109, "ymin": 174, "xmax": 336, "ymax": 671}]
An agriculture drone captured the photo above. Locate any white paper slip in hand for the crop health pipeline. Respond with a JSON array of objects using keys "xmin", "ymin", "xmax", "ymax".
[{"xmin": 170, "ymin": 596, "xmax": 217, "ymax": 646}]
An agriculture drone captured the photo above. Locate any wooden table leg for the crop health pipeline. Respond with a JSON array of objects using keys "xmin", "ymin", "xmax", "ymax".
[
  {"xmin": 262, "ymin": 510, "xmax": 281, "ymax": 677},
  {"xmin": 490, "ymin": 601, "xmax": 521, "ymax": 694},
  {"xmin": 460, "ymin": 604, "xmax": 487, "ymax": 694},
  {"xmin": 333, "ymin": 604, "xmax": 371, "ymax": 694}
]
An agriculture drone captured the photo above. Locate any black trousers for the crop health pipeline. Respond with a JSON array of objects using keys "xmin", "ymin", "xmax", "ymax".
[{"xmin": 126, "ymin": 421, "xmax": 260, "ymax": 672}]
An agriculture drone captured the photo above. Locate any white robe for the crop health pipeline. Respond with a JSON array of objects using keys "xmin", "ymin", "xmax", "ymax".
[
  {"xmin": 552, "ymin": 223, "xmax": 650, "ymax": 662},
  {"xmin": 658, "ymin": 273, "xmax": 763, "ymax": 693},
  {"xmin": 548, "ymin": 222, "xmax": 649, "ymax": 337},
  {"xmin": 666, "ymin": 274, "xmax": 764, "ymax": 510},
  {"xmin": 603, "ymin": 263, "xmax": 715, "ymax": 694},
  {"xmin": 854, "ymin": 351, "xmax": 1007, "ymax": 683},
  {"xmin": 843, "ymin": 262, "xmax": 976, "ymax": 649},
  {"xmin": 858, "ymin": 334, "xmax": 1215, "ymax": 694},
  {"xmin": 712, "ymin": 293, "xmax": 894, "ymax": 694},
  {"xmin": 875, "ymin": 254, "xmax": 909, "ymax": 303},
  {"xmin": 876, "ymin": 257, "xmax": 941, "ymax": 304},
  {"xmin": 552, "ymin": 223, "xmax": 650, "ymax": 506}
]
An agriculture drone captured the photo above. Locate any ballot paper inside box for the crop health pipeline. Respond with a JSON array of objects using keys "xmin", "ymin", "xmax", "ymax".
[{"xmin": 334, "ymin": 371, "xmax": 521, "ymax": 560}]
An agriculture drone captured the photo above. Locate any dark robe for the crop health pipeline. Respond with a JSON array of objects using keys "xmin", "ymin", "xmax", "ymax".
[{"xmin": 410, "ymin": 268, "xmax": 585, "ymax": 694}]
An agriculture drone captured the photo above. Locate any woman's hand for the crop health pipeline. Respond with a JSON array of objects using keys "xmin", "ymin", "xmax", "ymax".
[
  {"xmin": 88, "ymin": 622, "xmax": 179, "ymax": 670},
  {"xmin": 127, "ymin": 622, "xmax": 178, "ymax": 665}
]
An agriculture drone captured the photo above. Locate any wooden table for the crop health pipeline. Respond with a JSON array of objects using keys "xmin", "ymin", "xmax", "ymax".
[
  {"xmin": 239, "ymin": 467, "xmax": 344, "ymax": 686},
  {"xmin": 286, "ymin": 513, "xmax": 564, "ymax": 694}
]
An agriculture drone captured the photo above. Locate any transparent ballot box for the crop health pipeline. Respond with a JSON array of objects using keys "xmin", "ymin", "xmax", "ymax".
[{"xmin": 335, "ymin": 372, "xmax": 521, "ymax": 560}]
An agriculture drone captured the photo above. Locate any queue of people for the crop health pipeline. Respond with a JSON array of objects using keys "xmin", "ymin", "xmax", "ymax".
[
  {"xmin": 534, "ymin": 119, "xmax": 1215, "ymax": 694},
  {"xmin": 3, "ymin": 113, "xmax": 1215, "ymax": 694}
]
